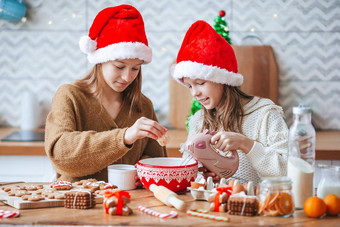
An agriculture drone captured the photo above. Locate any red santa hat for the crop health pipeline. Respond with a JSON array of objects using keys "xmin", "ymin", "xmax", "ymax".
[
  {"xmin": 171, "ymin": 20, "xmax": 243, "ymax": 86},
  {"xmin": 79, "ymin": 5, "xmax": 152, "ymax": 64}
]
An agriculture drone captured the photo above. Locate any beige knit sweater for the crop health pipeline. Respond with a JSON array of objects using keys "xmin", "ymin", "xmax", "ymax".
[
  {"xmin": 45, "ymin": 84, "xmax": 167, "ymax": 182},
  {"xmin": 182, "ymin": 96, "xmax": 288, "ymax": 185}
]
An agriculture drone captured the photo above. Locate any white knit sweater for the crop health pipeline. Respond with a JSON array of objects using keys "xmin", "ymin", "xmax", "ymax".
[{"xmin": 181, "ymin": 96, "xmax": 288, "ymax": 185}]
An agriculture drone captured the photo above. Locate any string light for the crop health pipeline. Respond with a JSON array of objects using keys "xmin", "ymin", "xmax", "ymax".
[
  {"xmin": 161, "ymin": 47, "xmax": 167, "ymax": 51},
  {"xmin": 71, "ymin": 13, "xmax": 76, "ymax": 18},
  {"xmin": 273, "ymin": 13, "xmax": 278, "ymax": 18},
  {"xmin": 250, "ymin": 27, "xmax": 256, "ymax": 32},
  {"xmin": 48, "ymin": 20, "xmax": 53, "ymax": 25}
]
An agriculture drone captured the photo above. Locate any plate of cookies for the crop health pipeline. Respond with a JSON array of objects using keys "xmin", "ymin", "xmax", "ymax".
[{"xmin": 0, "ymin": 179, "xmax": 118, "ymax": 209}]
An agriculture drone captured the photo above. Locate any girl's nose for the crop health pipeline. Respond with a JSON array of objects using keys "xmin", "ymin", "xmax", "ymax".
[
  {"xmin": 122, "ymin": 70, "xmax": 133, "ymax": 82},
  {"xmin": 191, "ymin": 87, "xmax": 200, "ymax": 97}
]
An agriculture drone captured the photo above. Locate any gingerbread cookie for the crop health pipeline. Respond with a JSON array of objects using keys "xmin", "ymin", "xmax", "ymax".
[
  {"xmin": 227, "ymin": 195, "xmax": 258, "ymax": 216},
  {"xmin": 94, "ymin": 188, "xmax": 118, "ymax": 196},
  {"xmin": 73, "ymin": 178, "xmax": 97, "ymax": 185},
  {"xmin": 104, "ymin": 190, "xmax": 132, "ymax": 216},
  {"xmin": 20, "ymin": 184, "xmax": 43, "ymax": 191},
  {"xmin": 22, "ymin": 195, "xmax": 45, "ymax": 201},
  {"xmin": 7, "ymin": 190, "xmax": 31, "ymax": 197},
  {"xmin": 64, "ymin": 190, "xmax": 95, "ymax": 209},
  {"xmin": 1, "ymin": 185, "xmax": 20, "ymax": 192},
  {"xmin": 50, "ymin": 180, "xmax": 72, "ymax": 190}
]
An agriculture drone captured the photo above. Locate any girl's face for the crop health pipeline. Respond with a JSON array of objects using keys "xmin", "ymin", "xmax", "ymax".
[
  {"xmin": 101, "ymin": 59, "xmax": 143, "ymax": 93},
  {"xmin": 182, "ymin": 77, "xmax": 224, "ymax": 110}
]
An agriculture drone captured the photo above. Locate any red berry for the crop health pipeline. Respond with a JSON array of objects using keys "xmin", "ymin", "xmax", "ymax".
[{"xmin": 219, "ymin": 10, "xmax": 226, "ymax": 17}]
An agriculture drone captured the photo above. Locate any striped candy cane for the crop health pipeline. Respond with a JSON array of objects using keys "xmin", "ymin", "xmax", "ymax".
[
  {"xmin": 0, "ymin": 210, "xmax": 20, "ymax": 218},
  {"xmin": 187, "ymin": 210, "xmax": 229, "ymax": 222},
  {"xmin": 138, "ymin": 205, "xmax": 178, "ymax": 218}
]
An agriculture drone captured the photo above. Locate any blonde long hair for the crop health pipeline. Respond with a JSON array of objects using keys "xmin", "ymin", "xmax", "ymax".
[
  {"xmin": 202, "ymin": 86, "xmax": 253, "ymax": 134},
  {"xmin": 73, "ymin": 64, "xmax": 143, "ymax": 116}
]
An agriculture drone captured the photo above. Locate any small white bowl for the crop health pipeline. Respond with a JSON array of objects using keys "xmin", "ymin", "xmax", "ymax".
[{"xmin": 108, "ymin": 164, "xmax": 137, "ymax": 190}]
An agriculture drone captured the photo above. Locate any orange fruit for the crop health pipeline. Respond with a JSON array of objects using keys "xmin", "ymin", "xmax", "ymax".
[
  {"xmin": 276, "ymin": 192, "xmax": 294, "ymax": 215},
  {"xmin": 323, "ymin": 194, "xmax": 340, "ymax": 216},
  {"xmin": 267, "ymin": 192, "xmax": 279, "ymax": 209},
  {"xmin": 263, "ymin": 206, "xmax": 280, "ymax": 217},
  {"xmin": 304, "ymin": 196, "xmax": 327, "ymax": 218}
]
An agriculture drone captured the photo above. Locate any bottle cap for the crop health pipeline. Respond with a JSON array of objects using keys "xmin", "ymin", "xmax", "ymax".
[{"xmin": 292, "ymin": 104, "xmax": 312, "ymax": 115}]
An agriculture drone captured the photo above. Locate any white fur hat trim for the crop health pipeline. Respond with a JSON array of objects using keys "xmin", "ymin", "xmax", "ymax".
[
  {"xmin": 172, "ymin": 61, "xmax": 243, "ymax": 86},
  {"xmin": 86, "ymin": 42, "xmax": 152, "ymax": 64}
]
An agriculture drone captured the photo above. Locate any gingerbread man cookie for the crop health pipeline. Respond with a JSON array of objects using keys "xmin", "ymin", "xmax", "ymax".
[{"xmin": 22, "ymin": 195, "xmax": 45, "ymax": 201}]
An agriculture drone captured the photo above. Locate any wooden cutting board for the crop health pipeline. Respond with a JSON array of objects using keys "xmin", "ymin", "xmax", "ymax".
[{"xmin": 0, "ymin": 184, "xmax": 103, "ymax": 210}]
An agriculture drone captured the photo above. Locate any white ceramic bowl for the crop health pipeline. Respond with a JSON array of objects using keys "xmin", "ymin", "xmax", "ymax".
[
  {"xmin": 108, "ymin": 164, "xmax": 137, "ymax": 190},
  {"xmin": 136, "ymin": 157, "xmax": 198, "ymax": 192}
]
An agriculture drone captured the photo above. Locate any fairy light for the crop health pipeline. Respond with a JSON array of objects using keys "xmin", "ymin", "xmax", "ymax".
[
  {"xmin": 161, "ymin": 47, "xmax": 167, "ymax": 51},
  {"xmin": 21, "ymin": 17, "xmax": 27, "ymax": 23},
  {"xmin": 71, "ymin": 13, "xmax": 76, "ymax": 18},
  {"xmin": 273, "ymin": 13, "xmax": 278, "ymax": 18},
  {"xmin": 250, "ymin": 27, "xmax": 256, "ymax": 32},
  {"xmin": 48, "ymin": 20, "xmax": 53, "ymax": 25}
]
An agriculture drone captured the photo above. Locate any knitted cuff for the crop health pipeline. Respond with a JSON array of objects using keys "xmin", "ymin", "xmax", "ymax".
[{"xmin": 246, "ymin": 141, "xmax": 265, "ymax": 165}]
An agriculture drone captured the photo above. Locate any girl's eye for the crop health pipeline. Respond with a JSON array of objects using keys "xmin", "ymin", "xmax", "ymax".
[
  {"xmin": 198, "ymin": 82, "xmax": 205, "ymax": 85},
  {"xmin": 115, "ymin": 65, "xmax": 124, "ymax": 69},
  {"xmin": 132, "ymin": 67, "xmax": 140, "ymax": 71}
]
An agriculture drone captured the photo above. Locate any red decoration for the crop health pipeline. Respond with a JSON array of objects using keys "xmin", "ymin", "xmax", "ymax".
[
  {"xmin": 214, "ymin": 186, "xmax": 232, "ymax": 211},
  {"xmin": 219, "ymin": 10, "xmax": 226, "ymax": 17},
  {"xmin": 104, "ymin": 190, "xmax": 131, "ymax": 215}
]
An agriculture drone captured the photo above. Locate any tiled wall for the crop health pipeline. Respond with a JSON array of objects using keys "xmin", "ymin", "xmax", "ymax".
[{"xmin": 1, "ymin": 0, "xmax": 339, "ymax": 130}]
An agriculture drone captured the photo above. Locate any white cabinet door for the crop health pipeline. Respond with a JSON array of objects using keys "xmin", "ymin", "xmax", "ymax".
[{"xmin": 0, "ymin": 155, "xmax": 55, "ymax": 182}]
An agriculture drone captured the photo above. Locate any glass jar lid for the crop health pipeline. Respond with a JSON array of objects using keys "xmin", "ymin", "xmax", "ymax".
[{"xmin": 260, "ymin": 176, "xmax": 292, "ymax": 188}]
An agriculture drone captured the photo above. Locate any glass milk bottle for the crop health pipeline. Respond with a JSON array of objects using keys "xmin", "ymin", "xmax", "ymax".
[
  {"xmin": 317, "ymin": 165, "xmax": 340, "ymax": 199},
  {"xmin": 287, "ymin": 104, "xmax": 315, "ymax": 209}
]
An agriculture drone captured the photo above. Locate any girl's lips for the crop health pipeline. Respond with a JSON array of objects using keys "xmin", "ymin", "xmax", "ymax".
[
  {"xmin": 116, "ymin": 82, "xmax": 128, "ymax": 87},
  {"xmin": 198, "ymin": 97, "xmax": 209, "ymax": 105}
]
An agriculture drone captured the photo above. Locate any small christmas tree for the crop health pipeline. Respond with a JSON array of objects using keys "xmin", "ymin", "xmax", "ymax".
[
  {"xmin": 186, "ymin": 10, "xmax": 232, "ymax": 131},
  {"xmin": 214, "ymin": 10, "xmax": 232, "ymax": 44}
]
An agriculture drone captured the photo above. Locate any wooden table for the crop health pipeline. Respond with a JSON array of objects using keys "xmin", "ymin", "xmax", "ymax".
[
  {"xmin": 0, "ymin": 128, "xmax": 340, "ymax": 160},
  {"xmin": 0, "ymin": 187, "xmax": 338, "ymax": 226}
]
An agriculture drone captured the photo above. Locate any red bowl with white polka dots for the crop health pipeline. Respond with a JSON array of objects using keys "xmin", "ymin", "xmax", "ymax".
[{"xmin": 136, "ymin": 157, "xmax": 198, "ymax": 192}]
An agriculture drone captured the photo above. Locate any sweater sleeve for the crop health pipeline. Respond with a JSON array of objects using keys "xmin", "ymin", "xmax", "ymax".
[
  {"xmin": 246, "ymin": 108, "xmax": 288, "ymax": 177},
  {"xmin": 45, "ymin": 86, "xmax": 130, "ymax": 178}
]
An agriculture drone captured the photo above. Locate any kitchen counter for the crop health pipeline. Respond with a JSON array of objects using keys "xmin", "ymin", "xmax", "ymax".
[
  {"xmin": 0, "ymin": 127, "xmax": 339, "ymax": 160},
  {"xmin": 0, "ymin": 187, "xmax": 338, "ymax": 226}
]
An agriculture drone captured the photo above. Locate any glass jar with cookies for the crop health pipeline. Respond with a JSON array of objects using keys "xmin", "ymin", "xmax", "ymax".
[{"xmin": 257, "ymin": 177, "xmax": 294, "ymax": 217}]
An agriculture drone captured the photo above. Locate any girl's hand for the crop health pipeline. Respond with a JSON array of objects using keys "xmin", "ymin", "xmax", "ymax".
[
  {"xmin": 198, "ymin": 166, "xmax": 220, "ymax": 183},
  {"xmin": 124, "ymin": 117, "xmax": 167, "ymax": 145},
  {"xmin": 211, "ymin": 131, "xmax": 254, "ymax": 154},
  {"xmin": 135, "ymin": 175, "xmax": 143, "ymax": 189}
]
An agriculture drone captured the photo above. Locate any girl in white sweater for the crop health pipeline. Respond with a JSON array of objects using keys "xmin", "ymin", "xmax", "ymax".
[{"xmin": 171, "ymin": 20, "xmax": 288, "ymax": 185}]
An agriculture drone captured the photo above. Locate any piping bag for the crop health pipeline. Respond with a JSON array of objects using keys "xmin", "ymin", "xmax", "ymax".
[{"xmin": 149, "ymin": 184, "xmax": 187, "ymax": 212}]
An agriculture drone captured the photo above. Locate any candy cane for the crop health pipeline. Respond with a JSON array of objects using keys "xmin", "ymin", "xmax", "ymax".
[
  {"xmin": 187, "ymin": 210, "xmax": 229, "ymax": 222},
  {"xmin": 0, "ymin": 210, "xmax": 20, "ymax": 218},
  {"xmin": 190, "ymin": 209, "xmax": 208, "ymax": 213},
  {"xmin": 138, "ymin": 205, "xmax": 178, "ymax": 218}
]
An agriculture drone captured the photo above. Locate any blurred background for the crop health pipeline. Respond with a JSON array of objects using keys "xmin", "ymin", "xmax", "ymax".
[{"xmin": 0, "ymin": 0, "xmax": 339, "ymax": 130}]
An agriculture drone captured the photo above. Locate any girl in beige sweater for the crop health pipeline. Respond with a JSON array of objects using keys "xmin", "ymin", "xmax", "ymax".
[
  {"xmin": 45, "ymin": 5, "xmax": 167, "ymax": 183},
  {"xmin": 171, "ymin": 20, "xmax": 288, "ymax": 185}
]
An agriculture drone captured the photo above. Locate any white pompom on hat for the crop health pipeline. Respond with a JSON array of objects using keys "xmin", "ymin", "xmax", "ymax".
[
  {"xmin": 171, "ymin": 20, "xmax": 243, "ymax": 86},
  {"xmin": 79, "ymin": 4, "xmax": 152, "ymax": 64}
]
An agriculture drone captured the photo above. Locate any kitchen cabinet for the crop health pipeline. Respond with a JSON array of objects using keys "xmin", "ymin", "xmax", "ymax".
[{"xmin": 0, "ymin": 155, "xmax": 55, "ymax": 182}]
